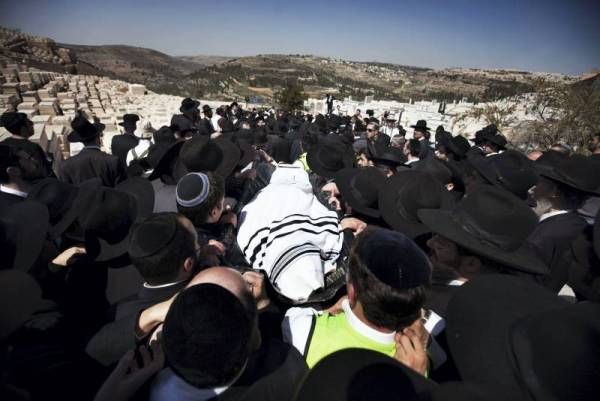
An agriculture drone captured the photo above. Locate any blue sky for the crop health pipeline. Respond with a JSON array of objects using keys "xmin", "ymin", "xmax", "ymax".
[{"xmin": 1, "ymin": 0, "xmax": 598, "ymax": 75}]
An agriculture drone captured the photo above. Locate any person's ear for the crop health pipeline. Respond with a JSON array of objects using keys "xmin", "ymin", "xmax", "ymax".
[
  {"xmin": 6, "ymin": 166, "xmax": 21, "ymax": 179},
  {"xmin": 445, "ymin": 183, "xmax": 455, "ymax": 192},
  {"xmin": 347, "ymin": 281, "xmax": 357, "ymax": 307},
  {"xmin": 183, "ymin": 256, "xmax": 195, "ymax": 273}
]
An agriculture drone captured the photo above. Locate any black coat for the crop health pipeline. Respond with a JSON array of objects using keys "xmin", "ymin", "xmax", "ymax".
[
  {"xmin": 85, "ymin": 280, "xmax": 187, "ymax": 366},
  {"xmin": 58, "ymin": 147, "xmax": 125, "ymax": 187},
  {"xmin": 527, "ymin": 212, "xmax": 588, "ymax": 292},
  {"xmin": 0, "ymin": 190, "xmax": 24, "ymax": 211},
  {"xmin": 110, "ymin": 134, "xmax": 139, "ymax": 164},
  {"xmin": 418, "ymin": 139, "xmax": 433, "ymax": 159},
  {"xmin": 199, "ymin": 118, "xmax": 215, "ymax": 135}
]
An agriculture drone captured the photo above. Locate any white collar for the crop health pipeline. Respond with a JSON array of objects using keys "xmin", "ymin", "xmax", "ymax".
[
  {"xmin": 342, "ymin": 299, "xmax": 396, "ymax": 345},
  {"xmin": 539, "ymin": 209, "xmax": 569, "ymax": 222},
  {"xmin": 405, "ymin": 158, "xmax": 420, "ymax": 165},
  {"xmin": 485, "ymin": 152, "xmax": 498, "ymax": 157},
  {"xmin": 0, "ymin": 184, "xmax": 27, "ymax": 198},
  {"xmin": 143, "ymin": 279, "xmax": 186, "ymax": 289},
  {"xmin": 448, "ymin": 279, "xmax": 466, "ymax": 286}
]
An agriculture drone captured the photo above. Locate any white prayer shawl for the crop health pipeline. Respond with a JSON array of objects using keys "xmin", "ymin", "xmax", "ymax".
[{"xmin": 237, "ymin": 164, "xmax": 343, "ymax": 302}]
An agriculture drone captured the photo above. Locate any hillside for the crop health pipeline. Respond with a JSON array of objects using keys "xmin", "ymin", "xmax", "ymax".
[{"xmin": 0, "ymin": 26, "xmax": 580, "ymax": 104}]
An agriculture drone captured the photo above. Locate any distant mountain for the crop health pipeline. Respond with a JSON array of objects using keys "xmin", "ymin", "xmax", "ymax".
[{"xmin": 0, "ymin": 26, "xmax": 581, "ymax": 103}]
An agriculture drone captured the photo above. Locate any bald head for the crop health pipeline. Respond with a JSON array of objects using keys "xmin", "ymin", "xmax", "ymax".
[{"xmin": 188, "ymin": 267, "xmax": 253, "ymax": 310}]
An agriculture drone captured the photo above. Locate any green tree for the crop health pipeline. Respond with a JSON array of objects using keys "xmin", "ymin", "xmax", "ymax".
[{"xmin": 276, "ymin": 80, "xmax": 307, "ymax": 111}]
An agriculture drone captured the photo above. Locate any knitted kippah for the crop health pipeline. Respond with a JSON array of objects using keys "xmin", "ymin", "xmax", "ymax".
[{"xmin": 176, "ymin": 172, "xmax": 210, "ymax": 208}]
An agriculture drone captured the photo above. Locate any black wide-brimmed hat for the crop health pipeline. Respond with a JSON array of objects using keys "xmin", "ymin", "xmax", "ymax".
[
  {"xmin": 27, "ymin": 178, "xmax": 79, "ymax": 235},
  {"xmin": 116, "ymin": 177, "xmax": 155, "ymax": 222},
  {"xmin": 379, "ymin": 170, "xmax": 454, "ymax": 238},
  {"xmin": 418, "ymin": 186, "xmax": 548, "ymax": 275},
  {"xmin": 438, "ymin": 135, "xmax": 470, "ymax": 159},
  {"xmin": 77, "ymin": 184, "xmax": 138, "ymax": 263},
  {"xmin": 67, "ymin": 116, "xmax": 100, "ymax": 142},
  {"xmin": 147, "ymin": 140, "xmax": 184, "ymax": 181},
  {"xmin": 306, "ymin": 141, "xmax": 355, "ymax": 178},
  {"xmin": 468, "ymin": 150, "xmax": 539, "ymax": 200},
  {"xmin": 179, "ymin": 97, "xmax": 200, "ymax": 113},
  {"xmin": 335, "ymin": 167, "xmax": 387, "ymax": 218},
  {"xmin": 118, "ymin": 113, "xmax": 140, "ymax": 127},
  {"xmin": 0, "ymin": 200, "xmax": 49, "ymax": 271},
  {"xmin": 445, "ymin": 275, "xmax": 599, "ymax": 400},
  {"xmin": 536, "ymin": 154, "xmax": 600, "ymax": 195},
  {"xmin": 176, "ymin": 135, "xmax": 225, "ymax": 177},
  {"xmin": 213, "ymin": 137, "xmax": 241, "ymax": 178},
  {"xmin": 153, "ymin": 126, "xmax": 176, "ymax": 144},
  {"xmin": 470, "ymin": 124, "xmax": 497, "ymax": 144},
  {"xmin": 410, "ymin": 120, "xmax": 430, "ymax": 132},
  {"xmin": 294, "ymin": 349, "xmax": 436, "ymax": 401},
  {"xmin": 370, "ymin": 145, "xmax": 407, "ymax": 167}
]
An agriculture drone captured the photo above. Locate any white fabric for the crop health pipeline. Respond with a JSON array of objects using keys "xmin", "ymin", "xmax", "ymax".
[
  {"xmin": 126, "ymin": 138, "xmax": 153, "ymax": 165},
  {"xmin": 143, "ymin": 279, "xmax": 186, "ymax": 289},
  {"xmin": 539, "ymin": 209, "xmax": 569, "ymax": 222},
  {"xmin": 211, "ymin": 115, "xmax": 221, "ymax": 132},
  {"xmin": 0, "ymin": 184, "xmax": 27, "ymax": 198},
  {"xmin": 237, "ymin": 164, "xmax": 343, "ymax": 302}
]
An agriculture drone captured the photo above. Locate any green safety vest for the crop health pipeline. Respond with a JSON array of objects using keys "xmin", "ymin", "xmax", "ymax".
[{"xmin": 304, "ymin": 312, "xmax": 396, "ymax": 368}]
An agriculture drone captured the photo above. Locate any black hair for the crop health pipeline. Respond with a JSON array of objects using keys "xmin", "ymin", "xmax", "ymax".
[
  {"xmin": 0, "ymin": 148, "xmax": 19, "ymax": 183},
  {"xmin": 130, "ymin": 215, "xmax": 196, "ymax": 285},
  {"xmin": 177, "ymin": 173, "xmax": 225, "ymax": 225},
  {"xmin": 407, "ymin": 139, "xmax": 421, "ymax": 158},
  {"xmin": 347, "ymin": 230, "xmax": 427, "ymax": 331}
]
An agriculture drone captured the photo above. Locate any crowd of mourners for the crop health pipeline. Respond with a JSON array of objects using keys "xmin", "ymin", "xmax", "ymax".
[{"xmin": 1, "ymin": 97, "xmax": 599, "ymax": 401}]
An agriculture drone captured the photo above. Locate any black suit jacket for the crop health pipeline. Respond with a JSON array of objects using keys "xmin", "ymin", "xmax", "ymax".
[
  {"xmin": 86, "ymin": 280, "xmax": 187, "ymax": 366},
  {"xmin": 199, "ymin": 118, "xmax": 215, "ymax": 135},
  {"xmin": 58, "ymin": 147, "xmax": 125, "ymax": 187},
  {"xmin": 110, "ymin": 134, "xmax": 139, "ymax": 164},
  {"xmin": 527, "ymin": 212, "xmax": 588, "ymax": 291},
  {"xmin": 418, "ymin": 139, "xmax": 433, "ymax": 159},
  {"xmin": 0, "ymin": 190, "xmax": 24, "ymax": 211}
]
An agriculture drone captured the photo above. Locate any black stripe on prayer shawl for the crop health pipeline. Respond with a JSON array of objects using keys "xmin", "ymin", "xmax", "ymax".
[
  {"xmin": 270, "ymin": 244, "xmax": 322, "ymax": 283},
  {"xmin": 241, "ymin": 213, "xmax": 339, "ymax": 255},
  {"xmin": 258, "ymin": 246, "xmax": 341, "ymax": 269},
  {"xmin": 248, "ymin": 226, "xmax": 341, "ymax": 266},
  {"xmin": 242, "ymin": 215, "xmax": 339, "ymax": 255}
]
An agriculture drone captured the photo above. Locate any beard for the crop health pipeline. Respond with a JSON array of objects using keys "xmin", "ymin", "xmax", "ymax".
[{"xmin": 532, "ymin": 197, "xmax": 553, "ymax": 218}]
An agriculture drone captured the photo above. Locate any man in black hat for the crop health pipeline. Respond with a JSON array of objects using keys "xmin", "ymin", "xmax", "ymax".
[
  {"xmin": 111, "ymin": 114, "xmax": 140, "ymax": 164},
  {"xmin": 283, "ymin": 228, "xmax": 432, "ymax": 374},
  {"xmin": 527, "ymin": 155, "xmax": 595, "ymax": 291},
  {"xmin": 58, "ymin": 116, "xmax": 125, "ymax": 187},
  {"xmin": 403, "ymin": 138, "xmax": 422, "ymax": 167},
  {"xmin": 170, "ymin": 98, "xmax": 202, "ymax": 136},
  {"xmin": 85, "ymin": 212, "xmax": 200, "ymax": 366},
  {"xmin": 0, "ymin": 111, "xmax": 52, "ymax": 175},
  {"xmin": 0, "ymin": 144, "xmax": 47, "ymax": 209},
  {"xmin": 410, "ymin": 120, "xmax": 433, "ymax": 159},
  {"xmin": 325, "ymin": 94, "xmax": 334, "ymax": 115},
  {"xmin": 200, "ymin": 104, "xmax": 216, "ymax": 136},
  {"xmin": 365, "ymin": 109, "xmax": 379, "ymax": 124},
  {"xmin": 588, "ymin": 131, "xmax": 600, "ymax": 160}
]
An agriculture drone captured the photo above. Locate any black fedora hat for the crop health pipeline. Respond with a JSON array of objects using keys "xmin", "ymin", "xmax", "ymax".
[
  {"xmin": 335, "ymin": 167, "xmax": 387, "ymax": 218},
  {"xmin": 67, "ymin": 116, "xmax": 100, "ymax": 143},
  {"xmin": 370, "ymin": 145, "xmax": 407, "ymax": 167},
  {"xmin": 153, "ymin": 126, "xmax": 176, "ymax": 144},
  {"xmin": 445, "ymin": 275, "xmax": 591, "ymax": 400},
  {"xmin": 178, "ymin": 135, "xmax": 224, "ymax": 174},
  {"xmin": 536, "ymin": 154, "xmax": 600, "ymax": 195},
  {"xmin": 179, "ymin": 97, "xmax": 200, "ymax": 113},
  {"xmin": 468, "ymin": 150, "xmax": 539, "ymax": 200},
  {"xmin": 147, "ymin": 140, "xmax": 184, "ymax": 181},
  {"xmin": 294, "ymin": 349, "xmax": 436, "ymax": 401},
  {"xmin": 438, "ymin": 135, "xmax": 470, "ymax": 159},
  {"xmin": 418, "ymin": 186, "xmax": 548, "ymax": 275},
  {"xmin": 77, "ymin": 185, "xmax": 138, "ymax": 263},
  {"xmin": 410, "ymin": 120, "xmax": 430, "ymax": 132},
  {"xmin": 116, "ymin": 177, "xmax": 155, "ymax": 222},
  {"xmin": 27, "ymin": 178, "xmax": 79, "ymax": 235},
  {"xmin": 0, "ymin": 200, "xmax": 49, "ymax": 271},
  {"xmin": 379, "ymin": 170, "xmax": 454, "ymax": 238},
  {"xmin": 213, "ymin": 137, "xmax": 241, "ymax": 178},
  {"xmin": 306, "ymin": 141, "xmax": 355, "ymax": 178},
  {"xmin": 118, "ymin": 113, "xmax": 140, "ymax": 127}
]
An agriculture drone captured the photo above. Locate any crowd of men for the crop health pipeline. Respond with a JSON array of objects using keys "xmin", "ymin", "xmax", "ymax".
[{"xmin": 1, "ymin": 97, "xmax": 599, "ymax": 401}]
